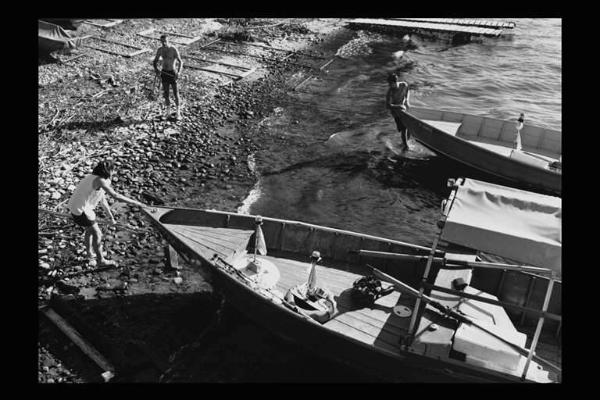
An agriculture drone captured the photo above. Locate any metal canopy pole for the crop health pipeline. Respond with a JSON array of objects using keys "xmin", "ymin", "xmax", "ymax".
[
  {"xmin": 406, "ymin": 179, "xmax": 460, "ymax": 343},
  {"xmin": 406, "ymin": 229, "xmax": 442, "ymax": 342},
  {"xmin": 521, "ymin": 274, "xmax": 556, "ymax": 380}
]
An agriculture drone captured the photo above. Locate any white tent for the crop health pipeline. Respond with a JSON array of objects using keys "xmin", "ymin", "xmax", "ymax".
[{"xmin": 441, "ymin": 179, "xmax": 561, "ymax": 274}]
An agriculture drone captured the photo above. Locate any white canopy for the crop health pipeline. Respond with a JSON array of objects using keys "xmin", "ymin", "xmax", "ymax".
[{"xmin": 441, "ymin": 179, "xmax": 561, "ymax": 274}]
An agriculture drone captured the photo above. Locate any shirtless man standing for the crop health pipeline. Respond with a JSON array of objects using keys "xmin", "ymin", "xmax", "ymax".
[
  {"xmin": 386, "ymin": 73, "xmax": 411, "ymax": 149},
  {"xmin": 153, "ymin": 34, "xmax": 183, "ymax": 120}
]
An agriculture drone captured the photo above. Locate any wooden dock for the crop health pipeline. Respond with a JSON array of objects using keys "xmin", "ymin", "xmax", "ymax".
[
  {"xmin": 389, "ymin": 18, "xmax": 516, "ymax": 30},
  {"xmin": 348, "ymin": 18, "xmax": 515, "ymax": 39}
]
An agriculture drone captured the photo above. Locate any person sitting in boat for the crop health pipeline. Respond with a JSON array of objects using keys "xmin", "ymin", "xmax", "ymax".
[
  {"xmin": 284, "ymin": 251, "xmax": 338, "ymax": 323},
  {"xmin": 67, "ymin": 160, "xmax": 147, "ymax": 267},
  {"xmin": 386, "ymin": 73, "xmax": 411, "ymax": 150}
]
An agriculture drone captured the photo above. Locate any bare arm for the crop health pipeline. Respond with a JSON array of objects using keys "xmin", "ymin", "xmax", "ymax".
[
  {"xmin": 98, "ymin": 178, "xmax": 146, "ymax": 208},
  {"xmin": 100, "ymin": 195, "xmax": 116, "ymax": 223},
  {"xmin": 175, "ymin": 47, "xmax": 183, "ymax": 75},
  {"xmin": 153, "ymin": 48, "xmax": 162, "ymax": 73},
  {"xmin": 405, "ymin": 89, "xmax": 411, "ymax": 108}
]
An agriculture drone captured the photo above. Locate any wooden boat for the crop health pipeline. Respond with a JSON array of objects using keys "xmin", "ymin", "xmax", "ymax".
[
  {"xmin": 397, "ymin": 107, "xmax": 562, "ymax": 195},
  {"xmin": 142, "ymin": 178, "xmax": 561, "ymax": 382},
  {"xmin": 39, "ymin": 19, "xmax": 85, "ymax": 31},
  {"xmin": 38, "ymin": 20, "xmax": 86, "ymax": 55}
]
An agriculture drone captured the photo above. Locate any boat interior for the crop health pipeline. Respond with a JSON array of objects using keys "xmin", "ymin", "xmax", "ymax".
[
  {"xmin": 408, "ymin": 107, "xmax": 561, "ymax": 166},
  {"xmin": 151, "ymin": 207, "xmax": 562, "ymax": 382}
]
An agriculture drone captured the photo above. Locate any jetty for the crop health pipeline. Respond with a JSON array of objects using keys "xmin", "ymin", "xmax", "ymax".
[{"xmin": 348, "ymin": 18, "xmax": 516, "ymax": 41}]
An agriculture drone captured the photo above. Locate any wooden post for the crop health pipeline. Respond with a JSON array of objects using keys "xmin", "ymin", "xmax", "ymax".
[
  {"xmin": 166, "ymin": 245, "xmax": 182, "ymax": 270},
  {"xmin": 42, "ymin": 308, "xmax": 115, "ymax": 381},
  {"xmin": 521, "ymin": 276, "xmax": 555, "ymax": 380},
  {"xmin": 406, "ymin": 230, "xmax": 441, "ymax": 341}
]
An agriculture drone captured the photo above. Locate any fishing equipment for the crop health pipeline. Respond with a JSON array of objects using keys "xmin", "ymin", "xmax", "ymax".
[{"xmin": 351, "ymin": 274, "xmax": 395, "ymax": 306}]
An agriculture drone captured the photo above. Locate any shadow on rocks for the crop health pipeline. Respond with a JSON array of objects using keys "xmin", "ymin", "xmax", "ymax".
[{"xmin": 39, "ymin": 291, "xmax": 221, "ymax": 382}]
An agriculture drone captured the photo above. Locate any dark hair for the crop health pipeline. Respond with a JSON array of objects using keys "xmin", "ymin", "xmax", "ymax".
[
  {"xmin": 387, "ymin": 73, "xmax": 399, "ymax": 83},
  {"xmin": 160, "ymin": 34, "xmax": 168, "ymax": 40},
  {"xmin": 92, "ymin": 160, "xmax": 114, "ymax": 179}
]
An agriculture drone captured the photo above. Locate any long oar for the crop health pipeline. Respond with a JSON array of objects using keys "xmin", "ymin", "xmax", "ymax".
[
  {"xmin": 367, "ymin": 264, "xmax": 561, "ymax": 375},
  {"xmin": 38, "ymin": 208, "xmax": 149, "ymax": 234},
  {"xmin": 358, "ymin": 250, "xmax": 555, "ymax": 277}
]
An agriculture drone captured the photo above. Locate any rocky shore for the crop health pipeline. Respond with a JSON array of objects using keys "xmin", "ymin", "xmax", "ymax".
[{"xmin": 38, "ymin": 18, "xmax": 372, "ymax": 383}]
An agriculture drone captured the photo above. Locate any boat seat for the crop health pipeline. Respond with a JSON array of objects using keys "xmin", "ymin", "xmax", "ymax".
[
  {"xmin": 411, "ymin": 256, "xmax": 475, "ymax": 358},
  {"xmin": 422, "ymin": 120, "xmax": 462, "ymax": 136},
  {"xmin": 451, "ymin": 288, "xmax": 551, "ymax": 380},
  {"xmin": 509, "ymin": 149, "xmax": 551, "ymax": 169}
]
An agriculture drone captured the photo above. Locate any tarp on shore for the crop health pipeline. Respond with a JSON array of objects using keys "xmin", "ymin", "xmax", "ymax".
[
  {"xmin": 38, "ymin": 20, "xmax": 84, "ymax": 55},
  {"xmin": 39, "ymin": 19, "xmax": 84, "ymax": 31},
  {"xmin": 441, "ymin": 178, "xmax": 561, "ymax": 274}
]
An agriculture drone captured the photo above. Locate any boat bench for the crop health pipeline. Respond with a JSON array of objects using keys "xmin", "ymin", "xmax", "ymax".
[{"xmin": 411, "ymin": 255, "xmax": 476, "ymax": 358}]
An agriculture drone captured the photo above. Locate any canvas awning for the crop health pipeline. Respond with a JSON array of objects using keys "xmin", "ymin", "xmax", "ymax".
[
  {"xmin": 39, "ymin": 20, "xmax": 84, "ymax": 54},
  {"xmin": 441, "ymin": 179, "xmax": 561, "ymax": 274}
]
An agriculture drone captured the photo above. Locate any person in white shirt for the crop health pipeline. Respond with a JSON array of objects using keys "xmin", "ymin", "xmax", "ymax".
[{"xmin": 67, "ymin": 160, "xmax": 147, "ymax": 267}]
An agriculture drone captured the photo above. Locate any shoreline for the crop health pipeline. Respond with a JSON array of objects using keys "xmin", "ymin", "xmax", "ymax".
[{"xmin": 38, "ymin": 18, "xmax": 354, "ymax": 383}]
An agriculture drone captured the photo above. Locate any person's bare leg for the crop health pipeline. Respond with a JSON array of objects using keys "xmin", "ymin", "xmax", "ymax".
[
  {"xmin": 163, "ymin": 81, "xmax": 170, "ymax": 118},
  {"xmin": 84, "ymin": 227, "xmax": 97, "ymax": 266},
  {"xmin": 173, "ymin": 83, "xmax": 181, "ymax": 119},
  {"xmin": 85, "ymin": 228, "xmax": 93, "ymax": 258},
  {"xmin": 402, "ymin": 128, "xmax": 410, "ymax": 149},
  {"xmin": 90, "ymin": 223, "xmax": 116, "ymax": 266}
]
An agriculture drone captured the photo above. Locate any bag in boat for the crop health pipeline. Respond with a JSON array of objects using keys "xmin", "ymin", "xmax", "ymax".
[{"xmin": 351, "ymin": 275, "xmax": 394, "ymax": 305}]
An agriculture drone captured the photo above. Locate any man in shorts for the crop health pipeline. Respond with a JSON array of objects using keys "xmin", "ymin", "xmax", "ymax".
[
  {"xmin": 386, "ymin": 73, "xmax": 411, "ymax": 149},
  {"xmin": 153, "ymin": 34, "xmax": 183, "ymax": 120},
  {"xmin": 68, "ymin": 160, "xmax": 147, "ymax": 266}
]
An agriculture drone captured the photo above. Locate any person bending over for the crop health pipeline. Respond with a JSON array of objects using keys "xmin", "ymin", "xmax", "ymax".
[{"xmin": 67, "ymin": 160, "xmax": 147, "ymax": 267}]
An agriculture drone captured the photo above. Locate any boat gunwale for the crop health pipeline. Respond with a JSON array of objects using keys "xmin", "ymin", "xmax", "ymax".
[
  {"xmin": 409, "ymin": 106, "xmax": 561, "ymax": 140},
  {"xmin": 149, "ymin": 206, "xmax": 439, "ymax": 254},
  {"xmin": 142, "ymin": 207, "xmax": 560, "ymax": 383},
  {"xmin": 409, "ymin": 114, "xmax": 561, "ymax": 173}
]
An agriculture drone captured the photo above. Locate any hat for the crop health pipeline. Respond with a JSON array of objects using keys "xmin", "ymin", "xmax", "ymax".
[{"xmin": 311, "ymin": 250, "xmax": 322, "ymax": 261}]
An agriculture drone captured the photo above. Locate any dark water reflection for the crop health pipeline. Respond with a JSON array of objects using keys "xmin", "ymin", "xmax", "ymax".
[{"xmin": 247, "ymin": 22, "xmax": 560, "ymax": 246}]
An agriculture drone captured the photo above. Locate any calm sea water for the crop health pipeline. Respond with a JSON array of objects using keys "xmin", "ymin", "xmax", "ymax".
[
  {"xmin": 243, "ymin": 18, "xmax": 561, "ymax": 247},
  {"xmin": 181, "ymin": 19, "xmax": 562, "ymax": 382}
]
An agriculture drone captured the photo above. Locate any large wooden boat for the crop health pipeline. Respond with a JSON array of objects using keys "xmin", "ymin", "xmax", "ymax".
[
  {"xmin": 142, "ymin": 178, "xmax": 561, "ymax": 382},
  {"xmin": 397, "ymin": 107, "xmax": 561, "ymax": 195},
  {"xmin": 38, "ymin": 20, "xmax": 86, "ymax": 55}
]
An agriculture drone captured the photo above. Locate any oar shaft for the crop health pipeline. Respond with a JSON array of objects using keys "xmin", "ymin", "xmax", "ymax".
[
  {"xmin": 359, "ymin": 249, "xmax": 554, "ymax": 276},
  {"xmin": 39, "ymin": 208, "xmax": 146, "ymax": 233},
  {"xmin": 359, "ymin": 250, "xmax": 443, "ymax": 263},
  {"xmin": 367, "ymin": 265, "xmax": 561, "ymax": 375},
  {"xmin": 367, "ymin": 264, "xmax": 428, "ymax": 300}
]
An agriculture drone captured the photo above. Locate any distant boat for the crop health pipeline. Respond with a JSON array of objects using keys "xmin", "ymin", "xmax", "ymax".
[
  {"xmin": 397, "ymin": 107, "xmax": 561, "ymax": 195},
  {"xmin": 142, "ymin": 177, "xmax": 561, "ymax": 382},
  {"xmin": 38, "ymin": 20, "xmax": 86, "ymax": 55},
  {"xmin": 39, "ymin": 19, "xmax": 84, "ymax": 31}
]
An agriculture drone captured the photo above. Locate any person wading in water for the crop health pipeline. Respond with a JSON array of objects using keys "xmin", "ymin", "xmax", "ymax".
[
  {"xmin": 68, "ymin": 160, "xmax": 147, "ymax": 267},
  {"xmin": 386, "ymin": 73, "xmax": 411, "ymax": 150},
  {"xmin": 153, "ymin": 34, "xmax": 183, "ymax": 120}
]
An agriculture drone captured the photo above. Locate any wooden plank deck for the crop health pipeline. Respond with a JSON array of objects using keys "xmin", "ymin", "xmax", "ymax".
[
  {"xmin": 83, "ymin": 19, "xmax": 124, "ymax": 28},
  {"xmin": 348, "ymin": 18, "xmax": 505, "ymax": 38},
  {"xmin": 390, "ymin": 18, "xmax": 516, "ymax": 29},
  {"xmin": 258, "ymin": 255, "xmax": 411, "ymax": 355},
  {"xmin": 167, "ymin": 224, "xmax": 254, "ymax": 260},
  {"xmin": 137, "ymin": 28, "xmax": 203, "ymax": 46}
]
